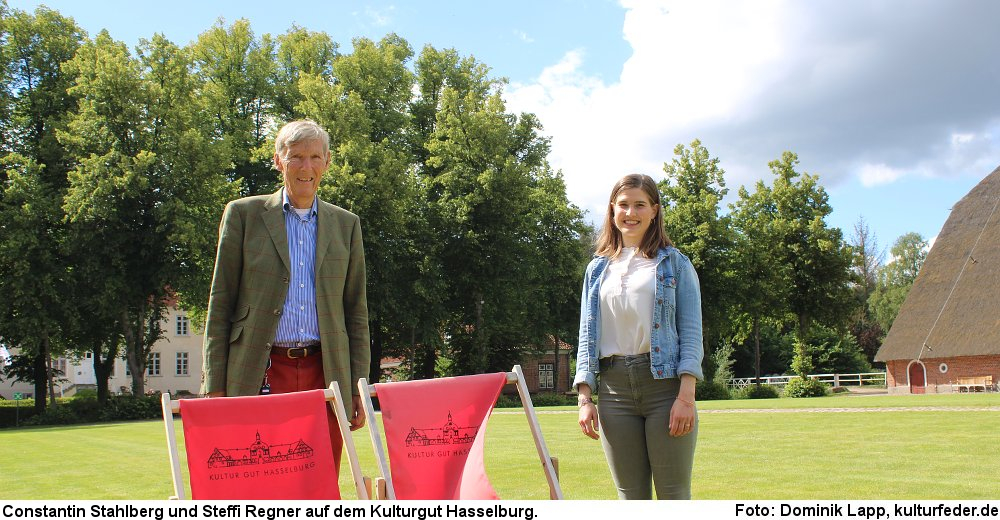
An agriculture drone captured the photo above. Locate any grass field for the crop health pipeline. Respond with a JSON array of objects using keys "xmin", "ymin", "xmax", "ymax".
[{"xmin": 2, "ymin": 392, "xmax": 998, "ymax": 500}]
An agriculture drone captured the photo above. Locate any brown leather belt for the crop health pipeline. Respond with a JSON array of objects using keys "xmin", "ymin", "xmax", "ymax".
[{"xmin": 271, "ymin": 343, "xmax": 321, "ymax": 359}]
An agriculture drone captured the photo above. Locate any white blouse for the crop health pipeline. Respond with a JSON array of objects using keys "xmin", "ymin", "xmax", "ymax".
[{"xmin": 598, "ymin": 247, "xmax": 658, "ymax": 358}]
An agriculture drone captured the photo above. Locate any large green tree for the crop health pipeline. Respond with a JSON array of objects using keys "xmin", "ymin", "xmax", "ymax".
[
  {"xmin": 401, "ymin": 45, "xmax": 497, "ymax": 378},
  {"xmin": 191, "ymin": 19, "xmax": 276, "ymax": 196},
  {"xmin": 0, "ymin": 5, "xmax": 83, "ymax": 410},
  {"xmin": 524, "ymin": 168, "xmax": 589, "ymax": 390},
  {"xmin": 297, "ymin": 34, "xmax": 428, "ymax": 383},
  {"xmin": 728, "ymin": 176, "xmax": 790, "ymax": 383},
  {"xmin": 273, "ymin": 25, "xmax": 337, "ymax": 120},
  {"xmin": 869, "ymin": 232, "xmax": 927, "ymax": 334},
  {"xmin": 60, "ymin": 30, "xmax": 234, "ymax": 395},
  {"xmin": 768, "ymin": 152, "xmax": 853, "ymax": 338},
  {"xmin": 426, "ymin": 74, "xmax": 582, "ymax": 374},
  {"xmin": 658, "ymin": 139, "xmax": 734, "ymax": 377}
]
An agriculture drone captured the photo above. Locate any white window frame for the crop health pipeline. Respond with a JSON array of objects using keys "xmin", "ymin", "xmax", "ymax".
[
  {"xmin": 176, "ymin": 315, "xmax": 190, "ymax": 336},
  {"xmin": 176, "ymin": 351, "xmax": 189, "ymax": 376},
  {"xmin": 538, "ymin": 363, "xmax": 554, "ymax": 389},
  {"xmin": 148, "ymin": 352, "xmax": 161, "ymax": 377}
]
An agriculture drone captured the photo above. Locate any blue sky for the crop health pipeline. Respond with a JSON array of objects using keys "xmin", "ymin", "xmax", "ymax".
[{"xmin": 13, "ymin": 0, "xmax": 1000, "ymax": 255}]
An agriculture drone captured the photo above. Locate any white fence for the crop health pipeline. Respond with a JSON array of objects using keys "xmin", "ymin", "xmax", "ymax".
[{"xmin": 727, "ymin": 372, "xmax": 886, "ymax": 390}]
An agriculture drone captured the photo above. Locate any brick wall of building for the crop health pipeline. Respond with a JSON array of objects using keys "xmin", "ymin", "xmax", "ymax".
[
  {"xmin": 885, "ymin": 354, "xmax": 1000, "ymax": 394},
  {"xmin": 517, "ymin": 351, "xmax": 572, "ymax": 393}
]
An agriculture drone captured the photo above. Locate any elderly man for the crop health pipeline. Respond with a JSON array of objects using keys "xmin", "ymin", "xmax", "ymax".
[{"xmin": 201, "ymin": 119, "xmax": 370, "ymax": 467}]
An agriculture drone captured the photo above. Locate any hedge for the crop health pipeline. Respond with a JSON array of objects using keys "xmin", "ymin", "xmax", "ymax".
[{"xmin": 0, "ymin": 393, "xmax": 162, "ymax": 428}]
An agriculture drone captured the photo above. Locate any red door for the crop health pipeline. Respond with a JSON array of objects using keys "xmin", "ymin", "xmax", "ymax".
[{"xmin": 908, "ymin": 362, "xmax": 925, "ymax": 394}]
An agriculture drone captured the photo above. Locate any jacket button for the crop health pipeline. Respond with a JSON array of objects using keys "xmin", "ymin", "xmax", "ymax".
[
  {"xmin": 273, "ymin": 309, "xmax": 281, "ymax": 316},
  {"xmin": 265, "ymin": 342, "xmax": 272, "ymax": 348},
  {"xmin": 653, "ymin": 323, "xmax": 660, "ymax": 329},
  {"xmin": 657, "ymin": 299, "xmax": 663, "ymax": 305},
  {"xmin": 654, "ymin": 347, "xmax": 660, "ymax": 352}
]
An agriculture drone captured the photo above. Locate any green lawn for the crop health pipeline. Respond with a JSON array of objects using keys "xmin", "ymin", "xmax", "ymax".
[{"xmin": 2, "ymin": 392, "xmax": 998, "ymax": 500}]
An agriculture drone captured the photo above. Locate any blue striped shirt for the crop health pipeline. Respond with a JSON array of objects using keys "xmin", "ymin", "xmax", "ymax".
[{"xmin": 273, "ymin": 189, "xmax": 321, "ymax": 345}]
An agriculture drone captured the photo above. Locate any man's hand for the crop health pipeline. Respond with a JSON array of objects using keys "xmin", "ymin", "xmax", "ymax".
[{"xmin": 349, "ymin": 394, "xmax": 366, "ymax": 431}]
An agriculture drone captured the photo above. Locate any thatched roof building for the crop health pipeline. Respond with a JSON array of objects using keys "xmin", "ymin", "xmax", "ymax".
[{"xmin": 875, "ymin": 165, "xmax": 1000, "ymax": 393}]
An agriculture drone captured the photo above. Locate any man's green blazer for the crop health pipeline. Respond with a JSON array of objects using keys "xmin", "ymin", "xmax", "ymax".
[{"xmin": 200, "ymin": 189, "xmax": 370, "ymax": 404}]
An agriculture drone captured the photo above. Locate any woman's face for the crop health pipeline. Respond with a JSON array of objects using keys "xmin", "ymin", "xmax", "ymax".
[{"xmin": 613, "ymin": 187, "xmax": 658, "ymax": 247}]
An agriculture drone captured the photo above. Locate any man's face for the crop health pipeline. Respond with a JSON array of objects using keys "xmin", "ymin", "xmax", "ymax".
[{"xmin": 274, "ymin": 139, "xmax": 329, "ymax": 208}]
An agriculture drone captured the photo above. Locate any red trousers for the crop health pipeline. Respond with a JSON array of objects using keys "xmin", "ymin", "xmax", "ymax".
[{"xmin": 264, "ymin": 352, "xmax": 343, "ymax": 470}]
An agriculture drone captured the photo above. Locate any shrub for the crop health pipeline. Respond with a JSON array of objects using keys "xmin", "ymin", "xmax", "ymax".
[
  {"xmin": 784, "ymin": 377, "xmax": 829, "ymax": 398},
  {"xmin": 696, "ymin": 380, "xmax": 731, "ymax": 401},
  {"xmin": 68, "ymin": 394, "xmax": 102, "ymax": 422},
  {"xmin": 73, "ymin": 388, "xmax": 99, "ymax": 399},
  {"xmin": 495, "ymin": 394, "xmax": 524, "ymax": 408},
  {"xmin": 735, "ymin": 384, "xmax": 781, "ymax": 399},
  {"xmin": 711, "ymin": 343, "xmax": 736, "ymax": 386},
  {"xmin": 99, "ymin": 393, "xmax": 161, "ymax": 421},
  {"xmin": 23, "ymin": 404, "xmax": 81, "ymax": 426},
  {"xmin": 530, "ymin": 393, "xmax": 576, "ymax": 407},
  {"xmin": 0, "ymin": 400, "xmax": 40, "ymax": 428}
]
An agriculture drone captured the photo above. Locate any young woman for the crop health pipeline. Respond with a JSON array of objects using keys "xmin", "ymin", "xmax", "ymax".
[{"xmin": 574, "ymin": 173, "xmax": 704, "ymax": 500}]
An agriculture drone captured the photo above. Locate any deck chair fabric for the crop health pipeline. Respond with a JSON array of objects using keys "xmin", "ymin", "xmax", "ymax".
[
  {"xmin": 162, "ymin": 383, "xmax": 368, "ymax": 500},
  {"xmin": 178, "ymin": 390, "xmax": 338, "ymax": 499},
  {"xmin": 374, "ymin": 372, "xmax": 506, "ymax": 499},
  {"xmin": 361, "ymin": 366, "xmax": 563, "ymax": 500}
]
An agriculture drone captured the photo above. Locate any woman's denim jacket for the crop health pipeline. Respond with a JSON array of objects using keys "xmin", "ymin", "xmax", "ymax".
[{"xmin": 573, "ymin": 246, "xmax": 704, "ymax": 392}]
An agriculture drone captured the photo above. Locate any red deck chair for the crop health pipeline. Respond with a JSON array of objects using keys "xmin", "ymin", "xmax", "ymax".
[
  {"xmin": 161, "ymin": 381, "xmax": 368, "ymax": 499},
  {"xmin": 358, "ymin": 365, "xmax": 562, "ymax": 500}
]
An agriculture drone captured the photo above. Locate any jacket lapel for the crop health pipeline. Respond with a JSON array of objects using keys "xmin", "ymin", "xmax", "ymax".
[
  {"xmin": 263, "ymin": 190, "xmax": 291, "ymax": 273},
  {"xmin": 315, "ymin": 199, "xmax": 335, "ymax": 268}
]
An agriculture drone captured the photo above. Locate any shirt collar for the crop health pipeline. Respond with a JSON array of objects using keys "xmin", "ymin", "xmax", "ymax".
[{"xmin": 281, "ymin": 187, "xmax": 318, "ymax": 217}]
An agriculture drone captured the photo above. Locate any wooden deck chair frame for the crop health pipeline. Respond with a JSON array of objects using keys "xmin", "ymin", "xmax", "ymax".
[
  {"xmin": 161, "ymin": 381, "xmax": 369, "ymax": 500},
  {"xmin": 358, "ymin": 364, "xmax": 563, "ymax": 500}
]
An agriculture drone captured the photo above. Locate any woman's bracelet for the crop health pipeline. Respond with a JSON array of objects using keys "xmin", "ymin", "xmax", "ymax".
[
  {"xmin": 676, "ymin": 396, "xmax": 695, "ymax": 406},
  {"xmin": 577, "ymin": 395, "xmax": 594, "ymax": 407}
]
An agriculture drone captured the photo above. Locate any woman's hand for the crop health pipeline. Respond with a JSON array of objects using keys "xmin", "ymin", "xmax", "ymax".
[
  {"xmin": 669, "ymin": 373, "xmax": 697, "ymax": 437},
  {"xmin": 577, "ymin": 384, "xmax": 600, "ymax": 440},
  {"xmin": 668, "ymin": 397, "xmax": 695, "ymax": 437},
  {"xmin": 578, "ymin": 402, "xmax": 600, "ymax": 439}
]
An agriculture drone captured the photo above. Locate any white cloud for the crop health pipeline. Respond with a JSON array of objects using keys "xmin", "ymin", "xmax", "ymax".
[
  {"xmin": 858, "ymin": 163, "xmax": 905, "ymax": 187},
  {"xmin": 505, "ymin": 0, "xmax": 1000, "ymax": 229},
  {"xmin": 505, "ymin": 0, "xmax": 788, "ymax": 221}
]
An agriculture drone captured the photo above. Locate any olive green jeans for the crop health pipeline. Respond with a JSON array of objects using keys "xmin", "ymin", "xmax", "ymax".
[{"xmin": 598, "ymin": 354, "xmax": 698, "ymax": 499}]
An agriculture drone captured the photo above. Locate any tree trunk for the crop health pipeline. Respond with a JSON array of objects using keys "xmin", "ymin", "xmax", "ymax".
[
  {"xmin": 415, "ymin": 339, "xmax": 437, "ymax": 380},
  {"xmin": 551, "ymin": 334, "xmax": 559, "ymax": 393},
  {"xmin": 44, "ymin": 332, "xmax": 56, "ymax": 406},
  {"xmin": 474, "ymin": 291, "xmax": 487, "ymax": 373},
  {"xmin": 32, "ymin": 351, "xmax": 47, "ymax": 413},
  {"xmin": 753, "ymin": 315, "xmax": 762, "ymax": 386},
  {"xmin": 798, "ymin": 313, "xmax": 809, "ymax": 344},
  {"xmin": 92, "ymin": 340, "xmax": 119, "ymax": 405},
  {"xmin": 122, "ymin": 305, "xmax": 147, "ymax": 396}
]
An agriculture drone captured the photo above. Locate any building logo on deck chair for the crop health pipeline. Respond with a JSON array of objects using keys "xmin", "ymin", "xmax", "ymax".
[
  {"xmin": 206, "ymin": 431, "xmax": 315, "ymax": 468},
  {"xmin": 405, "ymin": 411, "xmax": 480, "ymax": 447}
]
